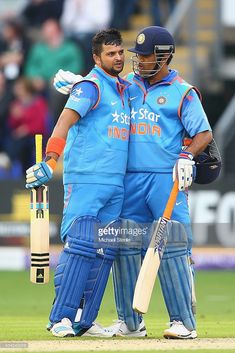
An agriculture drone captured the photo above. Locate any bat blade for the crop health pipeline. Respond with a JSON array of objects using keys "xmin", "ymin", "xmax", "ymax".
[
  {"xmin": 30, "ymin": 185, "xmax": 49, "ymax": 284},
  {"xmin": 30, "ymin": 134, "xmax": 50, "ymax": 284},
  {"xmin": 132, "ymin": 217, "xmax": 168, "ymax": 314},
  {"xmin": 132, "ymin": 180, "xmax": 179, "ymax": 314}
]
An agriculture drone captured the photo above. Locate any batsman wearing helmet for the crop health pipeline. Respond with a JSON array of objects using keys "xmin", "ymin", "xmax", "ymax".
[
  {"xmin": 112, "ymin": 26, "xmax": 216, "ymax": 339},
  {"xmin": 53, "ymin": 26, "xmax": 221, "ymax": 339}
]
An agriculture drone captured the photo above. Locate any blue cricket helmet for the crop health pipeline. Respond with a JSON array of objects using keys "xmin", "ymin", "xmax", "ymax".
[
  {"xmin": 128, "ymin": 26, "xmax": 175, "ymax": 56},
  {"xmin": 194, "ymin": 139, "xmax": 222, "ymax": 184}
]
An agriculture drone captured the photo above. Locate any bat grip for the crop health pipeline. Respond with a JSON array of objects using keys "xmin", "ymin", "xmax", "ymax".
[
  {"xmin": 35, "ymin": 134, "xmax": 43, "ymax": 163},
  {"xmin": 163, "ymin": 180, "xmax": 179, "ymax": 220}
]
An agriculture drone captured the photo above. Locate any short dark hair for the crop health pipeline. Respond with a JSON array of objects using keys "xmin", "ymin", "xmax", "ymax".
[{"xmin": 92, "ymin": 28, "xmax": 122, "ymax": 56}]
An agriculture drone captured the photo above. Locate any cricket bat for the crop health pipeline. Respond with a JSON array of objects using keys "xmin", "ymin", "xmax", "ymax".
[
  {"xmin": 30, "ymin": 134, "xmax": 50, "ymax": 284},
  {"xmin": 132, "ymin": 180, "xmax": 179, "ymax": 314}
]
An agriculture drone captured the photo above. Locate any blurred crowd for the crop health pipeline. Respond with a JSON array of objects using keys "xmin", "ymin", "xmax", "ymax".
[{"xmin": 0, "ymin": 0, "xmax": 176, "ymax": 178}]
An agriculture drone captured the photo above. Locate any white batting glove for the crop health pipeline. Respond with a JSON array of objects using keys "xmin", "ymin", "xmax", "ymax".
[
  {"xmin": 173, "ymin": 151, "xmax": 196, "ymax": 191},
  {"xmin": 53, "ymin": 69, "xmax": 83, "ymax": 95},
  {"xmin": 25, "ymin": 161, "xmax": 53, "ymax": 189}
]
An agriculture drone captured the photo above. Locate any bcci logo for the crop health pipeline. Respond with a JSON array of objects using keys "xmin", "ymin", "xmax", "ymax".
[
  {"xmin": 157, "ymin": 96, "xmax": 167, "ymax": 105},
  {"xmin": 137, "ymin": 33, "xmax": 145, "ymax": 44}
]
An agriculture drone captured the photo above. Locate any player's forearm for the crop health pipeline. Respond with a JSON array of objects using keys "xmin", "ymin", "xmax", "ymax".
[{"xmin": 185, "ymin": 130, "xmax": 213, "ymax": 157}]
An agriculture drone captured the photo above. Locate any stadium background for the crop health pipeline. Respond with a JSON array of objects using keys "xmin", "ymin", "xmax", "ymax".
[
  {"xmin": 0, "ymin": 0, "xmax": 234, "ymax": 350},
  {"xmin": 0, "ymin": 0, "xmax": 234, "ymax": 271}
]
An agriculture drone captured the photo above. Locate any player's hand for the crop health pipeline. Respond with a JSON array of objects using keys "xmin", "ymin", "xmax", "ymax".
[
  {"xmin": 25, "ymin": 162, "xmax": 53, "ymax": 189},
  {"xmin": 53, "ymin": 69, "xmax": 83, "ymax": 95},
  {"xmin": 173, "ymin": 151, "xmax": 196, "ymax": 191}
]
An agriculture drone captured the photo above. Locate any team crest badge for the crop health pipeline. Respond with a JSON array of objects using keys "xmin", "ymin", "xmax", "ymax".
[
  {"xmin": 157, "ymin": 96, "xmax": 167, "ymax": 104},
  {"xmin": 137, "ymin": 33, "xmax": 145, "ymax": 45}
]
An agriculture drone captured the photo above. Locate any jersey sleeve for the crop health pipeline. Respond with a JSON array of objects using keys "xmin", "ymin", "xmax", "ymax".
[
  {"xmin": 65, "ymin": 81, "xmax": 98, "ymax": 118},
  {"xmin": 181, "ymin": 89, "xmax": 212, "ymax": 137}
]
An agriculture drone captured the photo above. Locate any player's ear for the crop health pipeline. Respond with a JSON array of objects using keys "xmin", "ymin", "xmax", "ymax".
[{"xmin": 93, "ymin": 53, "xmax": 101, "ymax": 66}]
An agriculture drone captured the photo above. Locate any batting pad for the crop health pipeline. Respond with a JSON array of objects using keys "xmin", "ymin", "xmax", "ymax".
[
  {"xmin": 76, "ymin": 248, "xmax": 117, "ymax": 332},
  {"xmin": 158, "ymin": 221, "xmax": 196, "ymax": 331},
  {"xmin": 112, "ymin": 248, "xmax": 142, "ymax": 331},
  {"xmin": 49, "ymin": 216, "xmax": 99, "ymax": 323}
]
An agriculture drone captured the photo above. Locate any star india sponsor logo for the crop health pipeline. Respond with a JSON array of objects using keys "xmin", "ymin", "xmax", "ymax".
[
  {"xmin": 108, "ymin": 110, "xmax": 130, "ymax": 140},
  {"xmin": 130, "ymin": 108, "xmax": 161, "ymax": 136},
  {"xmin": 111, "ymin": 111, "xmax": 130, "ymax": 125},
  {"xmin": 131, "ymin": 107, "xmax": 160, "ymax": 122}
]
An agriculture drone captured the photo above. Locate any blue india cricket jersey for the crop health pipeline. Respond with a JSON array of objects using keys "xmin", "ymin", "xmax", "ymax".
[
  {"xmin": 63, "ymin": 65, "xmax": 131, "ymax": 186},
  {"xmin": 126, "ymin": 69, "xmax": 211, "ymax": 172}
]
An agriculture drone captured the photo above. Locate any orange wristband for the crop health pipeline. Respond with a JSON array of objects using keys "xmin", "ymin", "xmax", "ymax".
[{"xmin": 46, "ymin": 137, "xmax": 66, "ymax": 156}]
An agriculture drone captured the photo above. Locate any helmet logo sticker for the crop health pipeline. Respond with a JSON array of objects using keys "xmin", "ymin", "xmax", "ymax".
[
  {"xmin": 157, "ymin": 96, "xmax": 167, "ymax": 104},
  {"xmin": 137, "ymin": 33, "xmax": 145, "ymax": 45}
]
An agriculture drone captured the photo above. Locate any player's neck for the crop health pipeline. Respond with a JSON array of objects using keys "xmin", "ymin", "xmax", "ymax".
[{"xmin": 147, "ymin": 67, "xmax": 170, "ymax": 85}]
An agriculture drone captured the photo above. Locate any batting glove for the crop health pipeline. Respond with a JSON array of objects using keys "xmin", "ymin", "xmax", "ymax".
[
  {"xmin": 25, "ymin": 161, "xmax": 53, "ymax": 189},
  {"xmin": 53, "ymin": 69, "xmax": 83, "ymax": 95},
  {"xmin": 173, "ymin": 151, "xmax": 196, "ymax": 191}
]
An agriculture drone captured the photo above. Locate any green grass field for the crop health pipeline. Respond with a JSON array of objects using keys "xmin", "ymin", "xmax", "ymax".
[{"xmin": 0, "ymin": 270, "xmax": 235, "ymax": 352}]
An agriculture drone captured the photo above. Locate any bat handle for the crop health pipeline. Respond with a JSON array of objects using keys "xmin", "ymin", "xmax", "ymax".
[
  {"xmin": 35, "ymin": 134, "xmax": 43, "ymax": 163},
  {"xmin": 163, "ymin": 180, "xmax": 179, "ymax": 220}
]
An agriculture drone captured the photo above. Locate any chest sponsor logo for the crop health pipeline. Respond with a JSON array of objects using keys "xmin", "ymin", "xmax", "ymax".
[
  {"xmin": 131, "ymin": 123, "xmax": 161, "ymax": 136},
  {"xmin": 108, "ymin": 126, "xmax": 129, "ymax": 140},
  {"xmin": 131, "ymin": 107, "xmax": 160, "ymax": 122},
  {"xmin": 108, "ymin": 110, "xmax": 130, "ymax": 141},
  {"xmin": 130, "ymin": 107, "xmax": 161, "ymax": 136},
  {"xmin": 112, "ymin": 111, "xmax": 130, "ymax": 125}
]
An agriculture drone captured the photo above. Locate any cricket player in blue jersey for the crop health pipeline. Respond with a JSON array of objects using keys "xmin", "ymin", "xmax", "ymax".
[
  {"xmin": 53, "ymin": 26, "xmax": 220, "ymax": 339},
  {"xmin": 25, "ymin": 29, "xmax": 131, "ymax": 337},
  {"xmin": 111, "ymin": 26, "xmax": 213, "ymax": 339}
]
